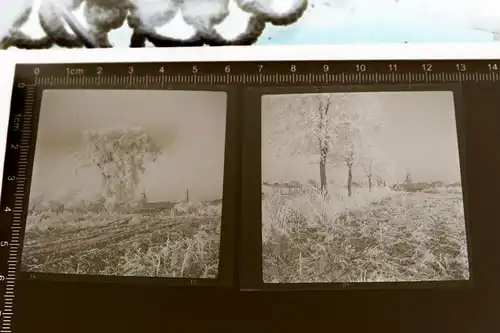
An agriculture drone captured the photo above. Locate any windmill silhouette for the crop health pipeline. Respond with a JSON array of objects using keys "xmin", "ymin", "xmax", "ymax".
[{"xmin": 140, "ymin": 189, "xmax": 148, "ymax": 208}]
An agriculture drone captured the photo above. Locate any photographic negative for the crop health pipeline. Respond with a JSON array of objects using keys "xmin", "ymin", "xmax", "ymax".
[
  {"xmin": 22, "ymin": 89, "xmax": 227, "ymax": 280},
  {"xmin": 261, "ymin": 90, "xmax": 469, "ymax": 284}
]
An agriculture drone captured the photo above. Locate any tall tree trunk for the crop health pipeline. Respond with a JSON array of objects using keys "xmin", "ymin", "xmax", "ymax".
[
  {"xmin": 319, "ymin": 148, "xmax": 328, "ymax": 199},
  {"xmin": 347, "ymin": 164, "xmax": 353, "ymax": 197},
  {"xmin": 368, "ymin": 174, "xmax": 372, "ymax": 192},
  {"xmin": 317, "ymin": 98, "xmax": 330, "ymax": 200}
]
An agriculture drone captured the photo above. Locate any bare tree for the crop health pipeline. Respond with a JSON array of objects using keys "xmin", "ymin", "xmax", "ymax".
[
  {"xmin": 73, "ymin": 126, "xmax": 162, "ymax": 211},
  {"xmin": 330, "ymin": 94, "xmax": 385, "ymax": 196},
  {"xmin": 360, "ymin": 141, "xmax": 394, "ymax": 192},
  {"xmin": 28, "ymin": 193, "xmax": 44, "ymax": 214},
  {"xmin": 267, "ymin": 93, "xmax": 384, "ymax": 199},
  {"xmin": 268, "ymin": 94, "xmax": 346, "ymax": 199}
]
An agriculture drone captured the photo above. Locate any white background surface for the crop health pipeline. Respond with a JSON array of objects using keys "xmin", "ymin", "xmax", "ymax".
[
  {"xmin": 1, "ymin": 43, "xmax": 500, "ymax": 197},
  {"xmin": 3, "ymin": 0, "xmax": 500, "ymax": 44}
]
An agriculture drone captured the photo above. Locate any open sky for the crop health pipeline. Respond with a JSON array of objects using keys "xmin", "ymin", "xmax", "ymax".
[
  {"xmin": 2, "ymin": 0, "xmax": 500, "ymax": 46},
  {"xmin": 262, "ymin": 90, "xmax": 462, "ymax": 185},
  {"xmin": 31, "ymin": 90, "xmax": 227, "ymax": 203}
]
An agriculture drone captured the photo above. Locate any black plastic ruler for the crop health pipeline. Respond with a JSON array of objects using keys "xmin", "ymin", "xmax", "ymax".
[
  {"xmin": 9, "ymin": 60, "xmax": 500, "ymax": 87},
  {"xmin": 2, "ymin": 59, "xmax": 500, "ymax": 332}
]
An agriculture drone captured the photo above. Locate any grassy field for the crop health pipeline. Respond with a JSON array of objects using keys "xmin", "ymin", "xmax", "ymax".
[
  {"xmin": 21, "ymin": 210, "xmax": 221, "ymax": 279},
  {"xmin": 262, "ymin": 186, "xmax": 469, "ymax": 284}
]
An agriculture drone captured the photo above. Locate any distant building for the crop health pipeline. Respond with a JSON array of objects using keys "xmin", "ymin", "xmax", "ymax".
[
  {"xmin": 262, "ymin": 180, "xmax": 303, "ymax": 195},
  {"xmin": 139, "ymin": 201, "xmax": 177, "ymax": 214},
  {"xmin": 203, "ymin": 198, "xmax": 222, "ymax": 206}
]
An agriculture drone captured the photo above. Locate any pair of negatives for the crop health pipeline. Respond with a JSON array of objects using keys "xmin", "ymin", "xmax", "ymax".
[{"xmin": 21, "ymin": 85, "xmax": 469, "ymax": 290}]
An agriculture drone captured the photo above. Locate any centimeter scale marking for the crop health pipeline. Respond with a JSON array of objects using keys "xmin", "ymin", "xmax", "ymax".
[
  {"xmin": 0, "ymin": 85, "xmax": 34, "ymax": 333},
  {"xmin": 16, "ymin": 61, "xmax": 500, "ymax": 86},
  {"xmin": 32, "ymin": 71, "xmax": 500, "ymax": 86}
]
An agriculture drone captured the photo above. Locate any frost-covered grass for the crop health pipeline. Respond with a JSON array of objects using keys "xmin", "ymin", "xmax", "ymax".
[
  {"xmin": 262, "ymin": 186, "xmax": 469, "ymax": 284},
  {"xmin": 21, "ymin": 203, "xmax": 222, "ymax": 279}
]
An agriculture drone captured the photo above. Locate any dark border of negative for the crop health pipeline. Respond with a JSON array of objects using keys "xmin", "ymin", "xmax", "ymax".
[
  {"xmin": 239, "ymin": 83, "xmax": 473, "ymax": 291},
  {"xmin": 8, "ymin": 82, "xmax": 240, "ymax": 289}
]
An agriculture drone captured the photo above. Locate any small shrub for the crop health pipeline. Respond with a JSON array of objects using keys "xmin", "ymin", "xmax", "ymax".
[
  {"xmin": 172, "ymin": 202, "xmax": 222, "ymax": 217},
  {"xmin": 172, "ymin": 202, "xmax": 202, "ymax": 216}
]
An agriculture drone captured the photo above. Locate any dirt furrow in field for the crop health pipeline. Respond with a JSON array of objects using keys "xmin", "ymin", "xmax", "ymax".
[
  {"xmin": 23, "ymin": 220, "xmax": 176, "ymax": 258},
  {"xmin": 23, "ymin": 215, "xmax": 202, "ymax": 250},
  {"xmin": 23, "ymin": 216, "xmax": 218, "ymax": 261},
  {"xmin": 24, "ymin": 216, "xmax": 149, "ymax": 245},
  {"xmin": 22, "ymin": 216, "xmax": 220, "ymax": 275}
]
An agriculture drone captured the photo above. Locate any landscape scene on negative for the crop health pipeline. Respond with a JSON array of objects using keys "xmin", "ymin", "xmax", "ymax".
[
  {"xmin": 261, "ymin": 90, "xmax": 469, "ymax": 284},
  {"xmin": 22, "ymin": 89, "xmax": 227, "ymax": 279}
]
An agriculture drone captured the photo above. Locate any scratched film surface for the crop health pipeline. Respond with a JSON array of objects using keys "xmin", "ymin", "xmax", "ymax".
[
  {"xmin": 21, "ymin": 90, "xmax": 227, "ymax": 279},
  {"xmin": 261, "ymin": 90, "xmax": 470, "ymax": 284}
]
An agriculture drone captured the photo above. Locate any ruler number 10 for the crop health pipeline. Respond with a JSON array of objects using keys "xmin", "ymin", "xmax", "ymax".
[{"xmin": 356, "ymin": 64, "xmax": 366, "ymax": 72}]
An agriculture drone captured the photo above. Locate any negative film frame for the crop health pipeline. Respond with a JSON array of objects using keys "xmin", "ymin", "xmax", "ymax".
[
  {"xmin": 10, "ymin": 75, "xmax": 241, "ymax": 288},
  {"xmin": 240, "ymin": 83, "xmax": 473, "ymax": 291}
]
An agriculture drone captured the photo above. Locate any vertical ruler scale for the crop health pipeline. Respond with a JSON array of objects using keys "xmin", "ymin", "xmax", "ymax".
[{"xmin": 1, "ymin": 85, "xmax": 34, "ymax": 333}]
